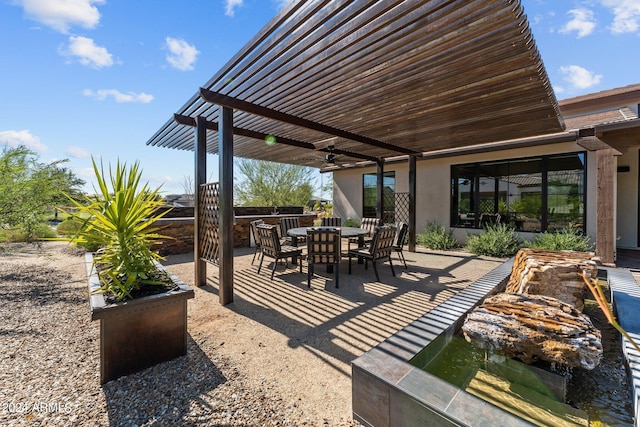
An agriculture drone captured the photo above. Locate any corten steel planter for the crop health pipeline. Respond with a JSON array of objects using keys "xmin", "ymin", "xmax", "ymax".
[{"xmin": 85, "ymin": 253, "xmax": 194, "ymax": 384}]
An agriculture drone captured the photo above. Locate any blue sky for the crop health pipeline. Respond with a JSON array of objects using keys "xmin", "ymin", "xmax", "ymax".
[{"xmin": 1, "ymin": 0, "xmax": 639, "ymax": 196}]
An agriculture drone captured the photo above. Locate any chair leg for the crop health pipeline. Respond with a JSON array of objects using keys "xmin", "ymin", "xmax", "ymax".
[
  {"xmin": 372, "ymin": 261, "xmax": 380, "ymax": 282},
  {"xmin": 270, "ymin": 258, "xmax": 277, "ymax": 280},
  {"xmin": 335, "ymin": 264, "xmax": 339, "ymax": 288},
  {"xmin": 252, "ymin": 248, "xmax": 257, "ymax": 265},
  {"xmin": 307, "ymin": 263, "xmax": 313, "ymax": 288},
  {"xmin": 399, "ymin": 250, "xmax": 407, "ymax": 269},
  {"xmin": 388, "ymin": 257, "xmax": 396, "ymax": 277},
  {"xmin": 257, "ymin": 253, "xmax": 265, "ymax": 274}
]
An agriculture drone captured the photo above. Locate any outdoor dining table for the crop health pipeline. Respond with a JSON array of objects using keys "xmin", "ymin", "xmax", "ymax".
[{"xmin": 287, "ymin": 226, "xmax": 370, "ymax": 268}]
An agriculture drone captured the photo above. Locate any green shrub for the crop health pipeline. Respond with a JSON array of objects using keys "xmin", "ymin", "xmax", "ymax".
[
  {"xmin": 417, "ymin": 222, "xmax": 457, "ymax": 250},
  {"xmin": 0, "ymin": 223, "xmax": 55, "ymax": 242},
  {"xmin": 344, "ymin": 218, "xmax": 360, "ymax": 227},
  {"xmin": 525, "ymin": 228, "xmax": 593, "ymax": 252},
  {"xmin": 56, "ymin": 217, "xmax": 83, "ymax": 236},
  {"xmin": 466, "ymin": 223, "xmax": 521, "ymax": 258}
]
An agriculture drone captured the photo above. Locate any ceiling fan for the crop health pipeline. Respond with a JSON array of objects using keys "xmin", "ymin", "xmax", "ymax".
[{"xmin": 295, "ymin": 145, "xmax": 347, "ymax": 167}]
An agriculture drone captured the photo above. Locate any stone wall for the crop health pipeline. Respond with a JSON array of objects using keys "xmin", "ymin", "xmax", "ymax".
[{"xmin": 152, "ymin": 213, "xmax": 317, "ymax": 255}]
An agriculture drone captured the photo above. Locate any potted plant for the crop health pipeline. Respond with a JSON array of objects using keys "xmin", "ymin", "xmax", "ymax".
[{"xmin": 65, "ymin": 158, "xmax": 194, "ymax": 384}]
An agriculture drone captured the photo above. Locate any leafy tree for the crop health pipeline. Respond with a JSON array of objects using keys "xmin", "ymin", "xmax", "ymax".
[
  {"xmin": 0, "ymin": 146, "xmax": 84, "ymax": 241},
  {"xmin": 234, "ymin": 159, "xmax": 315, "ymax": 207}
]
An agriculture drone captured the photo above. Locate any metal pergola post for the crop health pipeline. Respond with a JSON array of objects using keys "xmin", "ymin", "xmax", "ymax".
[
  {"xmin": 219, "ymin": 106, "xmax": 234, "ymax": 305},
  {"xmin": 409, "ymin": 155, "xmax": 417, "ymax": 252},
  {"xmin": 194, "ymin": 116, "xmax": 207, "ymax": 287},
  {"xmin": 376, "ymin": 159, "xmax": 384, "ymax": 223}
]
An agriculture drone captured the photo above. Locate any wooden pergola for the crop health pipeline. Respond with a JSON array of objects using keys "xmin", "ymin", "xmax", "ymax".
[{"xmin": 146, "ymin": 0, "xmax": 565, "ymax": 305}]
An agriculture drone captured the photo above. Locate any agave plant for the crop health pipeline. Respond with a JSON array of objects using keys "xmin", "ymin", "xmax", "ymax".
[{"xmin": 65, "ymin": 158, "xmax": 170, "ymax": 301}]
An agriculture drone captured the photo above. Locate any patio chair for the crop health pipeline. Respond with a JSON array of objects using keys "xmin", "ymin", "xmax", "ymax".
[
  {"xmin": 393, "ymin": 221, "xmax": 409, "ymax": 269},
  {"xmin": 349, "ymin": 217, "xmax": 379, "ymax": 251},
  {"xmin": 279, "ymin": 217, "xmax": 305, "ymax": 245},
  {"xmin": 306, "ymin": 227, "xmax": 341, "ymax": 288},
  {"xmin": 256, "ymin": 224, "xmax": 303, "ymax": 280},
  {"xmin": 321, "ymin": 217, "xmax": 342, "ymax": 227},
  {"xmin": 249, "ymin": 219, "xmax": 264, "ymax": 265},
  {"xmin": 348, "ymin": 225, "xmax": 396, "ymax": 282}
]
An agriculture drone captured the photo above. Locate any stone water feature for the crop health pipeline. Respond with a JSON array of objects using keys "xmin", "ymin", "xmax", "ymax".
[
  {"xmin": 351, "ymin": 250, "xmax": 638, "ymax": 426},
  {"xmin": 462, "ymin": 249, "xmax": 603, "ymax": 370}
]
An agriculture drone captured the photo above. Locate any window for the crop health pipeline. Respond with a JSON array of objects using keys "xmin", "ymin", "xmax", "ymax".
[
  {"xmin": 363, "ymin": 171, "xmax": 395, "ymax": 219},
  {"xmin": 451, "ymin": 153, "xmax": 586, "ymax": 232}
]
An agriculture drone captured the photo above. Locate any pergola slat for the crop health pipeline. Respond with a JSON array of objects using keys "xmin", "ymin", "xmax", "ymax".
[{"xmin": 147, "ymin": 0, "xmax": 563, "ymax": 171}]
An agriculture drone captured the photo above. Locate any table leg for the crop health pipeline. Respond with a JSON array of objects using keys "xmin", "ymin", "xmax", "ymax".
[{"xmin": 358, "ymin": 235, "xmax": 365, "ymax": 264}]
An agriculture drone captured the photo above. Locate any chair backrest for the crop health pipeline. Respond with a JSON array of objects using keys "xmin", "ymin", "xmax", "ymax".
[
  {"xmin": 279, "ymin": 217, "xmax": 300, "ymax": 237},
  {"xmin": 360, "ymin": 217, "xmax": 380, "ymax": 234},
  {"xmin": 256, "ymin": 224, "xmax": 281, "ymax": 258},
  {"xmin": 393, "ymin": 222, "xmax": 409, "ymax": 248},
  {"xmin": 321, "ymin": 217, "xmax": 342, "ymax": 227},
  {"xmin": 250, "ymin": 219, "xmax": 264, "ymax": 246},
  {"xmin": 369, "ymin": 225, "xmax": 397, "ymax": 259},
  {"xmin": 306, "ymin": 227, "xmax": 341, "ymax": 265}
]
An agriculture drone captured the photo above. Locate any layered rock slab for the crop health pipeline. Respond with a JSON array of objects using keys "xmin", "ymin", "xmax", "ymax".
[
  {"xmin": 462, "ymin": 292, "xmax": 603, "ymax": 370},
  {"xmin": 506, "ymin": 248, "xmax": 600, "ymax": 312}
]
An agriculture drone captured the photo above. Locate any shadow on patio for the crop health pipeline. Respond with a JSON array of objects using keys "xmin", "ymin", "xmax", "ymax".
[{"xmin": 194, "ymin": 247, "xmax": 503, "ymax": 376}]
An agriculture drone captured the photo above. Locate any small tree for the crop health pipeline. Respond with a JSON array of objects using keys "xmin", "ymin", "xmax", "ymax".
[
  {"xmin": 0, "ymin": 146, "xmax": 84, "ymax": 241},
  {"xmin": 234, "ymin": 159, "xmax": 315, "ymax": 207}
]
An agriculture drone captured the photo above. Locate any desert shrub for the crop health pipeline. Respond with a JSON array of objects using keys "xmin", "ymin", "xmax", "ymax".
[
  {"xmin": 344, "ymin": 218, "xmax": 360, "ymax": 227},
  {"xmin": 56, "ymin": 217, "xmax": 83, "ymax": 236},
  {"xmin": 526, "ymin": 228, "xmax": 593, "ymax": 252},
  {"xmin": 0, "ymin": 223, "xmax": 55, "ymax": 242},
  {"xmin": 466, "ymin": 223, "xmax": 521, "ymax": 258},
  {"xmin": 417, "ymin": 222, "xmax": 457, "ymax": 250}
]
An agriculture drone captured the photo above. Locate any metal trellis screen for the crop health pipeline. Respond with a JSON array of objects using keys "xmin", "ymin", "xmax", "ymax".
[
  {"xmin": 383, "ymin": 192, "xmax": 409, "ymax": 225},
  {"xmin": 199, "ymin": 182, "xmax": 220, "ymax": 265}
]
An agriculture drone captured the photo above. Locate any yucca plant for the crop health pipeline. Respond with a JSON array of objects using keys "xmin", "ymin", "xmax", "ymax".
[{"xmin": 64, "ymin": 158, "xmax": 171, "ymax": 301}]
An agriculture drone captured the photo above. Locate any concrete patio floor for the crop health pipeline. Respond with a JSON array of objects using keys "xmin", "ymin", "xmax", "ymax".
[{"xmin": 161, "ymin": 246, "xmax": 505, "ymax": 423}]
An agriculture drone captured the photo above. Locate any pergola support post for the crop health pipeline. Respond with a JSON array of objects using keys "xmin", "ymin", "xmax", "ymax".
[
  {"xmin": 376, "ymin": 159, "xmax": 384, "ymax": 223},
  {"xmin": 408, "ymin": 155, "xmax": 417, "ymax": 252},
  {"xmin": 596, "ymin": 148, "xmax": 616, "ymax": 264},
  {"xmin": 219, "ymin": 106, "xmax": 234, "ymax": 305},
  {"xmin": 194, "ymin": 117, "xmax": 207, "ymax": 287}
]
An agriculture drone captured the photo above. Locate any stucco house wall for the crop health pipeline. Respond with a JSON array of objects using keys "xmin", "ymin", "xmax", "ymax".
[
  {"xmin": 333, "ymin": 141, "xmax": 600, "ymax": 246},
  {"xmin": 616, "ymin": 147, "xmax": 638, "ymax": 248}
]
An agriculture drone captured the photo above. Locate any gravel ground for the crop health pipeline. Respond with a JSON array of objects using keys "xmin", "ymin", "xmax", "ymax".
[
  {"xmin": 0, "ymin": 242, "xmax": 346, "ymax": 426},
  {"xmin": 0, "ymin": 241, "xmax": 505, "ymax": 426}
]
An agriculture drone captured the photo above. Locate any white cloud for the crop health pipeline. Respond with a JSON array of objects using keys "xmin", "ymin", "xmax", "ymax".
[
  {"xmin": 60, "ymin": 36, "xmax": 113, "ymax": 68},
  {"xmin": 0, "ymin": 130, "xmax": 47, "ymax": 152},
  {"xmin": 559, "ymin": 8, "xmax": 596, "ymax": 38},
  {"xmin": 165, "ymin": 37, "xmax": 199, "ymax": 71},
  {"xmin": 83, "ymin": 89, "xmax": 154, "ymax": 103},
  {"xmin": 559, "ymin": 65, "xmax": 603, "ymax": 90},
  {"xmin": 17, "ymin": 0, "xmax": 104, "ymax": 34},
  {"xmin": 273, "ymin": 0, "xmax": 292, "ymax": 9},
  {"xmin": 553, "ymin": 85, "xmax": 565, "ymax": 95},
  {"xmin": 225, "ymin": 0, "xmax": 243, "ymax": 17},
  {"xmin": 601, "ymin": 0, "xmax": 640, "ymax": 34},
  {"xmin": 65, "ymin": 146, "xmax": 91, "ymax": 158}
]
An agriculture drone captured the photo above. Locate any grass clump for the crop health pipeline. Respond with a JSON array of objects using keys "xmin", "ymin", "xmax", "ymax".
[
  {"xmin": 466, "ymin": 223, "xmax": 521, "ymax": 258},
  {"xmin": 417, "ymin": 222, "xmax": 458, "ymax": 250},
  {"xmin": 526, "ymin": 228, "xmax": 593, "ymax": 252}
]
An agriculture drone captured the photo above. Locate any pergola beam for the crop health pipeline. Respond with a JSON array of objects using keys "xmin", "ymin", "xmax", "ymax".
[
  {"xmin": 199, "ymin": 89, "xmax": 420, "ymax": 155},
  {"xmin": 173, "ymin": 113, "xmax": 379, "ymax": 163}
]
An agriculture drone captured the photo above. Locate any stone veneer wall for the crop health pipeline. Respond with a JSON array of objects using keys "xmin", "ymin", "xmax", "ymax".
[{"xmin": 151, "ymin": 212, "xmax": 317, "ymax": 255}]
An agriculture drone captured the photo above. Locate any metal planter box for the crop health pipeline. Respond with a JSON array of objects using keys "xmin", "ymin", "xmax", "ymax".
[{"xmin": 85, "ymin": 253, "xmax": 194, "ymax": 384}]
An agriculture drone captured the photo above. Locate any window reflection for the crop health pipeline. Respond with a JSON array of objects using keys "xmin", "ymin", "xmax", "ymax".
[{"xmin": 451, "ymin": 153, "xmax": 585, "ymax": 232}]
